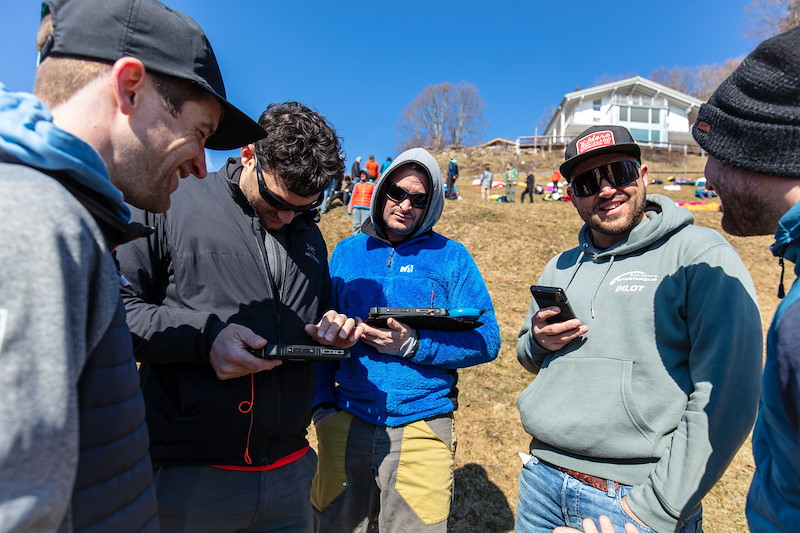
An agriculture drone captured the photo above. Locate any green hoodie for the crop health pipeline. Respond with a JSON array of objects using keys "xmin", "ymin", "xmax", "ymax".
[{"xmin": 516, "ymin": 194, "xmax": 762, "ymax": 532}]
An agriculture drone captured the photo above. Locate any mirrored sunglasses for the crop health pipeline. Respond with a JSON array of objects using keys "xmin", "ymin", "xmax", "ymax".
[
  {"xmin": 569, "ymin": 160, "xmax": 641, "ymax": 198},
  {"xmin": 386, "ymin": 182, "xmax": 429, "ymax": 209},
  {"xmin": 256, "ymin": 160, "xmax": 323, "ymax": 212}
]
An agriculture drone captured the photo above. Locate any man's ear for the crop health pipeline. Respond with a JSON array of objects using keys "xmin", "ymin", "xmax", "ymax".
[
  {"xmin": 566, "ymin": 186, "xmax": 575, "ymax": 203},
  {"xmin": 241, "ymin": 144, "xmax": 256, "ymax": 169},
  {"xmin": 110, "ymin": 57, "xmax": 147, "ymax": 116}
]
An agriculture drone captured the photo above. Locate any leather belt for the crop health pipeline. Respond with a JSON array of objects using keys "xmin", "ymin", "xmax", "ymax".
[{"xmin": 549, "ymin": 463, "xmax": 620, "ymax": 493}]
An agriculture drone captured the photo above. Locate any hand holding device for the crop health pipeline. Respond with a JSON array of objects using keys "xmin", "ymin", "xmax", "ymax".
[{"xmin": 530, "ymin": 285, "xmax": 577, "ymax": 324}]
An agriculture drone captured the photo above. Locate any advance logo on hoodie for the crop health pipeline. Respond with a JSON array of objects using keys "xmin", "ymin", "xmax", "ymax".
[{"xmin": 608, "ymin": 271, "xmax": 658, "ymax": 293}]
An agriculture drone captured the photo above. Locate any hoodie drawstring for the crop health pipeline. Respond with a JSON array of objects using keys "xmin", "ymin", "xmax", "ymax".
[{"xmin": 778, "ymin": 257, "xmax": 786, "ymax": 299}]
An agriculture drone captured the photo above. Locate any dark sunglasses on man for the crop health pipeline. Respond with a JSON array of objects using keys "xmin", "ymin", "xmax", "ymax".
[
  {"xmin": 569, "ymin": 160, "xmax": 641, "ymax": 198},
  {"xmin": 255, "ymin": 159, "xmax": 323, "ymax": 212},
  {"xmin": 386, "ymin": 182, "xmax": 429, "ymax": 209}
]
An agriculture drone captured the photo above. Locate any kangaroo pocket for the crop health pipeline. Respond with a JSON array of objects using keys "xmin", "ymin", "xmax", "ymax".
[{"xmin": 518, "ymin": 357, "xmax": 658, "ymax": 459}]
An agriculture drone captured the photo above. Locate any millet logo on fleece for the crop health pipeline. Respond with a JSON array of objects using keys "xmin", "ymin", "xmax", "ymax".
[
  {"xmin": 400, "ymin": 264, "xmax": 414, "ymax": 273},
  {"xmin": 608, "ymin": 271, "xmax": 658, "ymax": 293},
  {"xmin": 577, "ymin": 131, "xmax": 615, "ymax": 154}
]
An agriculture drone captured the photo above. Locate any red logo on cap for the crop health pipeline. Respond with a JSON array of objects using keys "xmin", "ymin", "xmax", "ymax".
[{"xmin": 577, "ymin": 131, "xmax": 615, "ymax": 154}]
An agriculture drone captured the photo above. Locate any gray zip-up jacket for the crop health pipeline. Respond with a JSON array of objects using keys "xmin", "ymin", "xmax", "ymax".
[{"xmin": 0, "ymin": 86, "xmax": 156, "ymax": 532}]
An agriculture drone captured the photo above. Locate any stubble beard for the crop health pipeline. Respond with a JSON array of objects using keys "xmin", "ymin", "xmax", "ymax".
[{"xmin": 578, "ymin": 188, "xmax": 647, "ymax": 241}]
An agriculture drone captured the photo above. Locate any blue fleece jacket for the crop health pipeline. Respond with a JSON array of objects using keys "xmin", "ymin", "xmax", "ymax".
[
  {"xmin": 747, "ymin": 201, "xmax": 800, "ymax": 532},
  {"xmin": 314, "ymin": 148, "xmax": 500, "ymax": 427}
]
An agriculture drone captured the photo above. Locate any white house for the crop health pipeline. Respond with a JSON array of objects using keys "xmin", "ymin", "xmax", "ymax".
[{"xmin": 540, "ymin": 76, "xmax": 705, "ymax": 149}]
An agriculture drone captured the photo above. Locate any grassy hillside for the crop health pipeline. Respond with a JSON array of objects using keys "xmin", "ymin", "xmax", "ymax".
[{"xmin": 315, "ymin": 147, "xmax": 776, "ymax": 533}]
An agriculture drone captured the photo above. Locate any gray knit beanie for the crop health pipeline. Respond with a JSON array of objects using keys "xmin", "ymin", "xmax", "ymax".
[{"xmin": 692, "ymin": 26, "xmax": 800, "ymax": 178}]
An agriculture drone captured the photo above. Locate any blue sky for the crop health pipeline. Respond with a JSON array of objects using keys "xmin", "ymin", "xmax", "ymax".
[{"xmin": 1, "ymin": 1, "xmax": 761, "ymax": 173}]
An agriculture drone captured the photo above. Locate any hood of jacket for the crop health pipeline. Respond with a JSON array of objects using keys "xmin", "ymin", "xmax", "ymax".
[
  {"xmin": 369, "ymin": 147, "xmax": 444, "ymax": 242},
  {"xmin": 560, "ymin": 194, "xmax": 694, "ymax": 313},
  {"xmin": 771, "ymin": 201, "xmax": 800, "ymax": 269},
  {"xmin": 578, "ymin": 193, "xmax": 693, "ymax": 259},
  {"xmin": 0, "ymin": 84, "xmax": 129, "ymax": 224}
]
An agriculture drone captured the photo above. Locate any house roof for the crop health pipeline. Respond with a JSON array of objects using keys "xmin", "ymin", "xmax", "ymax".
[
  {"xmin": 477, "ymin": 137, "xmax": 516, "ymax": 148},
  {"xmin": 544, "ymin": 76, "xmax": 705, "ymax": 134}
]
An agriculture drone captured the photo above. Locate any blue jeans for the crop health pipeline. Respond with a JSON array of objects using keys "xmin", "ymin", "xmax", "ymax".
[
  {"xmin": 352, "ymin": 208, "xmax": 369, "ymax": 233},
  {"xmin": 515, "ymin": 456, "xmax": 703, "ymax": 533}
]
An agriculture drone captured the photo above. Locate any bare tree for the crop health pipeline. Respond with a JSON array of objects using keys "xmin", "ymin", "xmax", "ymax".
[
  {"xmin": 694, "ymin": 59, "xmax": 742, "ymax": 100},
  {"xmin": 745, "ymin": 0, "xmax": 800, "ymax": 39},
  {"xmin": 650, "ymin": 65, "xmax": 694, "ymax": 95},
  {"xmin": 397, "ymin": 82, "xmax": 486, "ymax": 150},
  {"xmin": 647, "ymin": 60, "xmax": 742, "ymax": 100},
  {"xmin": 450, "ymin": 83, "xmax": 486, "ymax": 147}
]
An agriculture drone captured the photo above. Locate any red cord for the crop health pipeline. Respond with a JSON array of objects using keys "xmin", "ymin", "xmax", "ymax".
[{"xmin": 238, "ymin": 373, "xmax": 255, "ymax": 465}]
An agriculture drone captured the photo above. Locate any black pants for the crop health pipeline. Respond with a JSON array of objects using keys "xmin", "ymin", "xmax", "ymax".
[
  {"xmin": 520, "ymin": 188, "xmax": 535, "ymax": 203},
  {"xmin": 446, "ymin": 176, "xmax": 457, "ymax": 199}
]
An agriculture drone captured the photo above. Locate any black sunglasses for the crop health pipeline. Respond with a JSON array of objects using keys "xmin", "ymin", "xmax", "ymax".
[
  {"xmin": 386, "ymin": 182, "xmax": 429, "ymax": 209},
  {"xmin": 569, "ymin": 160, "xmax": 641, "ymax": 198},
  {"xmin": 255, "ymin": 159, "xmax": 323, "ymax": 212}
]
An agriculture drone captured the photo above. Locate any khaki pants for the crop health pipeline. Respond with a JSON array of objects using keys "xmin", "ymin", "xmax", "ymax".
[{"xmin": 312, "ymin": 412, "xmax": 455, "ymax": 533}]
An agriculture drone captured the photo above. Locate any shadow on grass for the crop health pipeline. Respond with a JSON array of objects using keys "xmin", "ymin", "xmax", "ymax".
[{"xmin": 448, "ymin": 463, "xmax": 515, "ymax": 532}]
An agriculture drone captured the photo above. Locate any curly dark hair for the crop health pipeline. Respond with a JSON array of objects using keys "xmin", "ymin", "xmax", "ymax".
[{"xmin": 254, "ymin": 102, "xmax": 345, "ymax": 197}]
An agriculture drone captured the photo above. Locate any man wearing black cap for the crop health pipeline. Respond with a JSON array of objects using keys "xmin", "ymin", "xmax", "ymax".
[
  {"xmin": 514, "ymin": 124, "xmax": 763, "ymax": 532},
  {"xmin": 116, "ymin": 102, "xmax": 362, "ymax": 533},
  {"xmin": 0, "ymin": 0, "xmax": 265, "ymax": 531},
  {"xmin": 692, "ymin": 26, "xmax": 800, "ymax": 533}
]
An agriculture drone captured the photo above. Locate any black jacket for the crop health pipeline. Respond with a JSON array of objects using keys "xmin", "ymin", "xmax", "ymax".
[{"xmin": 116, "ymin": 158, "xmax": 332, "ymax": 467}]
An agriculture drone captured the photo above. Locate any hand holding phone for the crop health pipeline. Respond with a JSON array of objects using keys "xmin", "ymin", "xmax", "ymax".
[{"xmin": 530, "ymin": 285, "xmax": 577, "ymax": 324}]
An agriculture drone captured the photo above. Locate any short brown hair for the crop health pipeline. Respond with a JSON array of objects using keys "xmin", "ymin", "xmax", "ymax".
[{"xmin": 34, "ymin": 13, "xmax": 208, "ymax": 116}]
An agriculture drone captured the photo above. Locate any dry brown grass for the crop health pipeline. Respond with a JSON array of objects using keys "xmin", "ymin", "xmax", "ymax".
[{"xmin": 314, "ymin": 148, "xmax": 777, "ymax": 533}]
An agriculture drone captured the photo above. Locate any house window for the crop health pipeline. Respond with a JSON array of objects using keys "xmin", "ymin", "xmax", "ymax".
[
  {"xmin": 630, "ymin": 128, "xmax": 650, "ymax": 142},
  {"xmin": 619, "ymin": 107, "xmax": 628, "ymax": 121},
  {"xmin": 630, "ymin": 107, "xmax": 649, "ymax": 123},
  {"xmin": 630, "ymin": 128, "xmax": 661, "ymax": 143},
  {"xmin": 651, "ymin": 109, "xmax": 661, "ymax": 124},
  {"xmin": 593, "ymin": 99, "xmax": 601, "ymax": 111}
]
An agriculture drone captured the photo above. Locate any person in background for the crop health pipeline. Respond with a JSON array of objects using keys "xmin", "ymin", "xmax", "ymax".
[
  {"xmin": 504, "ymin": 162, "xmax": 518, "ymax": 203},
  {"xmin": 329, "ymin": 175, "xmax": 353, "ymax": 210},
  {"xmin": 692, "ymin": 25, "xmax": 800, "ymax": 533},
  {"xmin": 515, "ymin": 125, "xmax": 762, "ymax": 532},
  {"xmin": 380, "ymin": 156, "xmax": 393, "ymax": 176},
  {"xmin": 550, "ymin": 170, "xmax": 562, "ymax": 193},
  {"xmin": 446, "ymin": 156, "xmax": 459, "ymax": 200},
  {"xmin": 116, "ymin": 102, "xmax": 361, "ymax": 532},
  {"xmin": 480, "ymin": 164, "xmax": 494, "ymax": 201},
  {"xmin": 521, "ymin": 171, "xmax": 536, "ymax": 203},
  {"xmin": 348, "ymin": 168, "xmax": 375, "ymax": 233},
  {"xmin": 321, "ymin": 170, "xmax": 344, "ymax": 214},
  {"xmin": 0, "ymin": 0, "xmax": 265, "ymax": 531},
  {"xmin": 310, "ymin": 147, "xmax": 501, "ymax": 532},
  {"xmin": 351, "ymin": 155, "xmax": 362, "ymax": 181},
  {"xmin": 365, "ymin": 154, "xmax": 380, "ymax": 180}
]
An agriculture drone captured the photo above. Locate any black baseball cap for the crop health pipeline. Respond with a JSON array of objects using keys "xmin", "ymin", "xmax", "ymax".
[
  {"xmin": 39, "ymin": 0, "xmax": 266, "ymax": 150},
  {"xmin": 560, "ymin": 125, "xmax": 641, "ymax": 180}
]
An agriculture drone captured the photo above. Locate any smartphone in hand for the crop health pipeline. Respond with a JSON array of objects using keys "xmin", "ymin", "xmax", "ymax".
[{"xmin": 530, "ymin": 285, "xmax": 577, "ymax": 324}]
